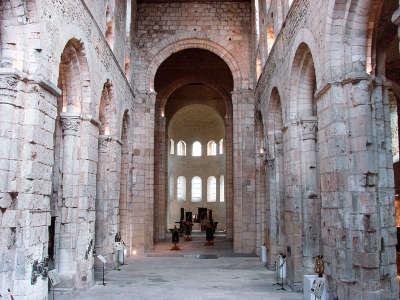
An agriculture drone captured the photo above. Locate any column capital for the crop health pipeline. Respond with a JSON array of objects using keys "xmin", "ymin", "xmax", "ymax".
[
  {"xmin": 60, "ymin": 113, "xmax": 81, "ymax": 134},
  {"xmin": 0, "ymin": 72, "xmax": 19, "ymax": 100},
  {"xmin": 299, "ymin": 117, "xmax": 318, "ymax": 141},
  {"xmin": 98, "ymin": 135, "xmax": 122, "ymax": 151}
]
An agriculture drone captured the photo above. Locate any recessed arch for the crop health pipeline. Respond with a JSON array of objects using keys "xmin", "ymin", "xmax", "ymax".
[
  {"xmin": 327, "ymin": 0, "xmax": 384, "ymax": 76},
  {"xmin": 146, "ymin": 39, "xmax": 243, "ymax": 92},
  {"xmin": 289, "ymin": 43, "xmax": 317, "ymax": 118},
  {"xmin": 58, "ymin": 38, "xmax": 91, "ymax": 115},
  {"xmin": 98, "ymin": 80, "xmax": 113, "ymax": 135}
]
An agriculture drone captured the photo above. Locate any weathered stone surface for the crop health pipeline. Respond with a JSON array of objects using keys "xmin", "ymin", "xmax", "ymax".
[{"xmin": 0, "ymin": 0, "xmax": 399, "ymax": 299}]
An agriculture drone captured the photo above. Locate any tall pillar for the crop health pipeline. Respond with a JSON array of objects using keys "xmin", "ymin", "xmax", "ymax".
[
  {"xmin": 299, "ymin": 117, "xmax": 320, "ymax": 274},
  {"xmin": 154, "ymin": 107, "xmax": 167, "ymax": 241},
  {"xmin": 96, "ymin": 136, "xmax": 122, "ymax": 262},
  {"xmin": 131, "ymin": 91, "xmax": 156, "ymax": 253},
  {"xmin": 58, "ymin": 114, "xmax": 80, "ymax": 281},
  {"xmin": 225, "ymin": 114, "xmax": 234, "ymax": 239},
  {"xmin": 316, "ymin": 75, "xmax": 398, "ymax": 299},
  {"xmin": 232, "ymin": 89, "xmax": 256, "ymax": 254}
]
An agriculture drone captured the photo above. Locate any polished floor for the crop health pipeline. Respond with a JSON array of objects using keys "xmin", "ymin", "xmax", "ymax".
[{"xmin": 57, "ymin": 236, "xmax": 302, "ymax": 300}]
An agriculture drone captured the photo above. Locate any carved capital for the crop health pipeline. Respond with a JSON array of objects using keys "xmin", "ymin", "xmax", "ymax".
[
  {"xmin": 0, "ymin": 74, "xmax": 19, "ymax": 99},
  {"xmin": 98, "ymin": 135, "xmax": 112, "ymax": 151},
  {"xmin": 98, "ymin": 135, "xmax": 121, "ymax": 152},
  {"xmin": 300, "ymin": 118, "xmax": 318, "ymax": 141},
  {"xmin": 61, "ymin": 114, "xmax": 81, "ymax": 134}
]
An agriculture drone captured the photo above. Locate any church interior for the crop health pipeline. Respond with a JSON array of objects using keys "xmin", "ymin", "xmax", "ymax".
[{"xmin": 1, "ymin": 0, "xmax": 400, "ymax": 299}]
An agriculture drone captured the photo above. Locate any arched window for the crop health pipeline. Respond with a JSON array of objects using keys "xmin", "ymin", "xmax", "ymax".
[
  {"xmin": 170, "ymin": 139, "xmax": 175, "ymax": 155},
  {"xmin": 192, "ymin": 141, "xmax": 202, "ymax": 157},
  {"xmin": 207, "ymin": 141, "xmax": 217, "ymax": 156},
  {"xmin": 219, "ymin": 139, "xmax": 224, "ymax": 155},
  {"xmin": 220, "ymin": 175, "xmax": 224, "ymax": 202},
  {"xmin": 191, "ymin": 176, "xmax": 202, "ymax": 202},
  {"xmin": 177, "ymin": 176, "xmax": 186, "ymax": 201},
  {"xmin": 177, "ymin": 140, "xmax": 186, "ymax": 156},
  {"xmin": 207, "ymin": 176, "xmax": 217, "ymax": 202}
]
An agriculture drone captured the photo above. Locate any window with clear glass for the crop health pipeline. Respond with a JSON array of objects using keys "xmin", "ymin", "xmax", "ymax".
[
  {"xmin": 177, "ymin": 140, "xmax": 186, "ymax": 156},
  {"xmin": 191, "ymin": 176, "xmax": 202, "ymax": 202},
  {"xmin": 192, "ymin": 141, "xmax": 202, "ymax": 157},
  {"xmin": 219, "ymin": 139, "xmax": 224, "ymax": 155},
  {"xmin": 177, "ymin": 176, "xmax": 186, "ymax": 201},
  {"xmin": 170, "ymin": 139, "xmax": 175, "ymax": 155},
  {"xmin": 207, "ymin": 176, "xmax": 217, "ymax": 202},
  {"xmin": 220, "ymin": 175, "xmax": 224, "ymax": 202},
  {"xmin": 207, "ymin": 141, "xmax": 217, "ymax": 156}
]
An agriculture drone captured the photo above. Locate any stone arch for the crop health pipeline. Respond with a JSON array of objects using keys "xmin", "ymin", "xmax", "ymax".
[
  {"xmin": 98, "ymin": 79, "xmax": 114, "ymax": 135},
  {"xmin": 58, "ymin": 38, "xmax": 90, "ymax": 114},
  {"xmin": 289, "ymin": 42, "xmax": 321, "ymax": 280},
  {"xmin": 50, "ymin": 38, "xmax": 93, "ymax": 286},
  {"xmin": 146, "ymin": 38, "xmax": 243, "ymax": 92},
  {"xmin": 156, "ymin": 76, "xmax": 232, "ymax": 119},
  {"xmin": 288, "ymin": 28, "xmax": 321, "ymax": 88},
  {"xmin": 289, "ymin": 42, "xmax": 317, "ymax": 117},
  {"xmin": 327, "ymin": 0, "xmax": 384, "ymax": 76}
]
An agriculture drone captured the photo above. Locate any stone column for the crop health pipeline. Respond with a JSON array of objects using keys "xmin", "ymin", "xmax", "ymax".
[
  {"xmin": 58, "ymin": 113, "xmax": 80, "ymax": 280},
  {"xmin": 282, "ymin": 118, "xmax": 303, "ymax": 288},
  {"xmin": 232, "ymin": 89, "xmax": 256, "ymax": 254},
  {"xmin": 266, "ymin": 128, "xmax": 284, "ymax": 268},
  {"xmin": 131, "ymin": 91, "xmax": 156, "ymax": 253},
  {"xmin": 299, "ymin": 117, "xmax": 320, "ymax": 274},
  {"xmin": 96, "ymin": 135, "xmax": 122, "ymax": 262},
  {"xmin": 154, "ymin": 107, "xmax": 167, "ymax": 241},
  {"xmin": 225, "ymin": 114, "xmax": 234, "ymax": 239}
]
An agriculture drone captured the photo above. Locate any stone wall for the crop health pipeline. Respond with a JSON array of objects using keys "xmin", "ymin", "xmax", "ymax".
[
  {"xmin": 134, "ymin": 0, "xmax": 256, "ymax": 254},
  {"xmin": 0, "ymin": 0, "xmax": 135, "ymax": 298},
  {"xmin": 254, "ymin": 0, "xmax": 399, "ymax": 298}
]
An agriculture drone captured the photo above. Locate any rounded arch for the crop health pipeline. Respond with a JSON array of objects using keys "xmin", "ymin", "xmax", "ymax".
[
  {"xmin": 326, "ymin": 0, "xmax": 383, "ymax": 76},
  {"xmin": 156, "ymin": 76, "xmax": 232, "ymax": 116},
  {"xmin": 99, "ymin": 79, "xmax": 113, "ymax": 135},
  {"xmin": 288, "ymin": 28, "xmax": 321, "ymax": 87},
  {"xmin": 146, "ymin": 39, "xmax": 243, "ymax": 91},
  {"xmin": 120, "ymin": 109, "xmax": 130, "ymax": 141},
  {"xmin": 267, "ymin": 87, "xmax": 284, "ymax": 142},
  {"xmin": 289, "ymin": 43, "xmax": 317, "ymax": 118},
  {"xmin": 58, "ymin": 38, "xmax": 90, "ymax": 114}
]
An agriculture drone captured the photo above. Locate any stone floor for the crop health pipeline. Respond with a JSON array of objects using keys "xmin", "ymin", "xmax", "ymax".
[{"xmin": 57, "ymin": 235, "xmax": 302, "ymax": 300}]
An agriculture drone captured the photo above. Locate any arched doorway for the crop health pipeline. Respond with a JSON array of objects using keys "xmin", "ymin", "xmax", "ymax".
[{"xmin": 153, "ymin": 48, "xmax": 234, "ymax": 250}]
